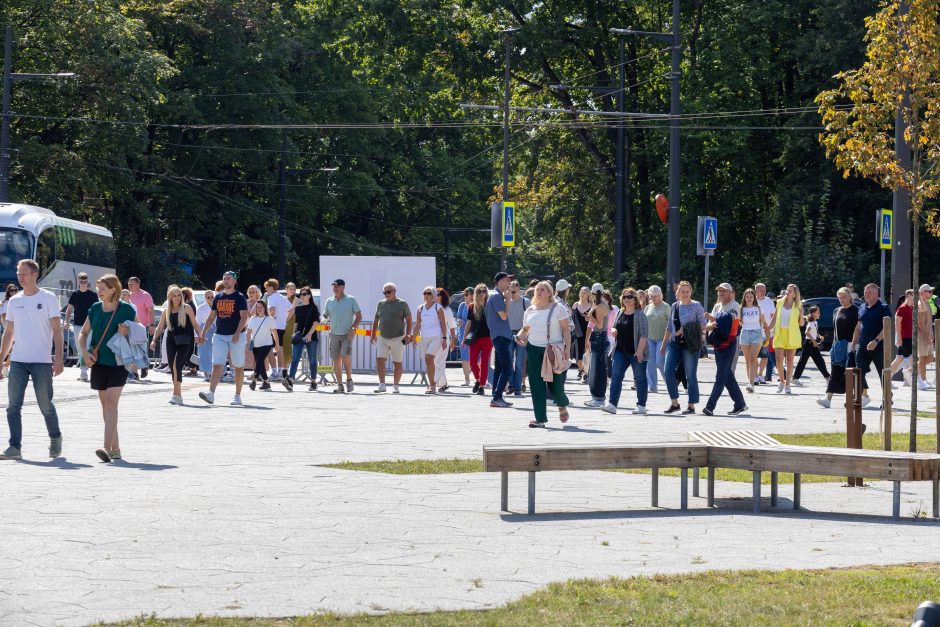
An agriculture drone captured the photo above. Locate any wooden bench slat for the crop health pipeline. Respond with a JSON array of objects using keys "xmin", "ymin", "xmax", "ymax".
[{"xmin": 484, "ymin": 443, "xmax": 708, "ymax": 472}]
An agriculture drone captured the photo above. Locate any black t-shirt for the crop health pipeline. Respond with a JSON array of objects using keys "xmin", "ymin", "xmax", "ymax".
[
  {"xmin": 68, "ymin": 289, "xmax": 99, "ymax": 326},
  {"xmin": 293, "ymin": 303, "xmax": 320, "ymax": 336},
  {"xmin": 614, "ymin": 311, "xmax": 636, "ymax": 355},
  {"xmin": 834, "ymin": 305, "xmax": 859, "ymax": 342},
  {"xmin": 467, "ymin": 305, "xmax": 490, "ymax": 338},
  {"xmin": 212, "ymin": 291, "xmax": 248, "ymax": 336}
]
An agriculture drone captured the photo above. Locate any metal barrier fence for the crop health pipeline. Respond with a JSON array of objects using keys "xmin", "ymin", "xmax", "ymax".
[{"xmin": 315, "ymin": 320, "xmax": 429, "ymax": 382}]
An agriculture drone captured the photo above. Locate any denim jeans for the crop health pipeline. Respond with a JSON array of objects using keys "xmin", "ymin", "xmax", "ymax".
[
  {"xmin": 609, "ymin": 351, "xmax": 648, "ymax": 408},
  {"xmin": 491, "ymin": 336, "xmax": 513, "ymax": 401},
  {"xmin": 646, "ymin": 338, "xmax": 665, "ymax": 392},
  {"xmin": 663, "ymin": 340, "xmax": 700, "ymax": 404},
  {"xmin": 199, "ymin": 325, "xmax": 215, "ymax": 375},
  {"xmin": 288, "ymin": 339, "xmax": 318, "ymax": 380},
  {"xmin": 706, "ymin": 342, "xmax": 745, "ymax": 412},
  {"xmin": 510, "ymin": 338, "xmax": 526, "ymax": 391},
  {"xmin": 7, "ymin": 361, "xmax": 62, "ymax": 450},
  {"xmin": 588, "ymin": 331, "xmax": 609, "ymax": 400}
]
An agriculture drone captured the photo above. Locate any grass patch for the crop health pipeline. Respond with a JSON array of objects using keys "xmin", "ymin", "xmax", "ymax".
[
  {"xmin": 322, "ymin": 458, "xmax": 483, "ymax": 475},
  {"xmin": 102, "ymin": 563, "xmax": 940, "ymax": 626}
]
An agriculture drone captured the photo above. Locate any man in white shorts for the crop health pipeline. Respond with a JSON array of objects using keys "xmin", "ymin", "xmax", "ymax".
[
  {"xmin": 370, "ymin": 283, "xmax": 413, "ymax": 394},
  {"xmin": 263, "ymin": 278, "xmax": 293, "ymax": 385},
  {"xmin": 198, "ymin": 271, "xmax": 249, "ymax": 406}
]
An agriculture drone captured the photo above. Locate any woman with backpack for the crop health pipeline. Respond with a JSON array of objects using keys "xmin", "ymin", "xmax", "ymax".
[
  {"xmin": 661, "ymin": 281, "xmax": 706, "ymax": 414},
  {"xmin": 516, "ymin": 281, "xmax": 571, "ymax": 427}
]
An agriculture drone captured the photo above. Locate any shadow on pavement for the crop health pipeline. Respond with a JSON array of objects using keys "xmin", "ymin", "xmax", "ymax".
[
  {"xmin": 16, "ymin": 457, "xmax": 93, "ymax": 470},
  {"xmin": 109, "ymin": 460, "xmax": 178, "ymax": 471}
]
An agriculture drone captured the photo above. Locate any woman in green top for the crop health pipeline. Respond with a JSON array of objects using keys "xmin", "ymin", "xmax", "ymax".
[
  {"xmin": 78, "ymin": 274, "xmax": 137, "ymax": 463},
  {"xmin": 644, "ymin": 285, "xmax": 671, "ymax": 393}
]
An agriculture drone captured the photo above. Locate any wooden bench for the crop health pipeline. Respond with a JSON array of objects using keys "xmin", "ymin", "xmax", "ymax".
[
  {"xmin": 688, "ymin": 430, "xmax": 783, "ymax": 510},
  {"xmin": 706, "ymin": 443, "xmax": 940, "ymax": 519},
  {"xmin": 482, "ymin": 443, "xmax": 708, "ymax": 514}
]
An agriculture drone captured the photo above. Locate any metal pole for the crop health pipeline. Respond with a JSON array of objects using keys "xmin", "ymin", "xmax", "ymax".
[
  {"xmin": 665, "ymin": 0, "xmax": 681, "ymax": 301},
  {"xmin": 501, "ymin": 35, "xmax": 511, "ymax": 274},
  {"xmin": 883, "ymin": 316, "xmax": 892, "ymax": 451},
  {"xmin": 614, "ymin": 37, "xmax": 625, "ymax": 285},
  {"xmin": 935, "ymin": 319, "xmax": 940, "ymax": 453},
  {"xmin": 443, "ymin": 205, "xmax": 450, "ymax": 289},
  {"xmin": 1, "ymin": 26, "xmax": 13, "ymax": 203},
  {"xmin": 880, "ymin": 248, "xmax": 886, "ymax": 303},
  {"xmin": 277, "ymin": 130, "xmax": 287, "ymax": 284},
  {"xmin": 703, "ymin": 253, "xmax": 709, "ymax": 314}
]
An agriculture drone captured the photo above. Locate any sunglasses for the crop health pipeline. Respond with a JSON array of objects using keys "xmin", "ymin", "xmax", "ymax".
[
  {"xmin": 78, "ymin": 278, "xmax": 88, "ymax": 283},
  {"xmin": 383, "ymin": 290, "xmax": 394, "ymax": 295},
  {"xmin": 623, "ymin": 295, "xmax": 636, "ymax": 300},
  {"xmin": 300, "ymin": 292, "xmax": 311, "ymax": 296},
  {"xmin": 423, "ymin": 291, "xmax": 433, "ymax": 296}
]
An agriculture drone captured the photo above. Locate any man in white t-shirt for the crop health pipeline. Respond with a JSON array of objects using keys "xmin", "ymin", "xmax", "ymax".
[
  {"xmin": 0, "ymin": 259, "xmax": 65, "ymax": 460},
  {"xmin": 755, "ymin": 282, "xmax": 776, "ymax": 384},
  {"xmin": 263, "ymin": 278, "xmax": 293, "ymax": 386}
]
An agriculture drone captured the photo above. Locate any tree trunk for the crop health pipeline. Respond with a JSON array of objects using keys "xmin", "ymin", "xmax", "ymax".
[{"xmin": 910, "ymin": 118, "xmax": 920, "ymax": 452}]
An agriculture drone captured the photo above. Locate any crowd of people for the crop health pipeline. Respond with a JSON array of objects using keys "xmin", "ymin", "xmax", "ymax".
[{"xmin": 0, "ymin": 256, "xmax": 938, "ymax": 461}]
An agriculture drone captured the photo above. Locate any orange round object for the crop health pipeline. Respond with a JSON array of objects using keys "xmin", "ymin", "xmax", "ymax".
[{"xmin": 655, "ymin": 194, "xmax": 669, "ymax": 224}]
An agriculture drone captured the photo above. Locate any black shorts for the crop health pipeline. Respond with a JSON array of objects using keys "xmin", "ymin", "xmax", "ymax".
[
  {"xmin": 276, "ymin": 329, "xmax": 285, "ymax": 346},
  {"xmin": 90, "ymin": 364, "xmax": 128, "ymax": 390},
  {"xmin": 899, "ymin": 337, "xmax": 913, "ymax": 358}
]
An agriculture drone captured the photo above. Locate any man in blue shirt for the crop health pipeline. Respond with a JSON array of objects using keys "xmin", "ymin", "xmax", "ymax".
[
  {"xmin": 852, "ymin": 283, "xmax": 892, "ymax": 398},
  {"xmin": 485, "ymin": 272, "xmax": 514, "ymax": 408}
]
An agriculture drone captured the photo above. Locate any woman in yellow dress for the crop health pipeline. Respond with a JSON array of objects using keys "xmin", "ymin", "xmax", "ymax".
[{"xmin": 770, "ymin": 283, "xmax": 805, "ymax": 395}]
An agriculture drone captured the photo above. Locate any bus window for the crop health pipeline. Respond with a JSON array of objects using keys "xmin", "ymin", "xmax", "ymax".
[{"xmin": 0, "ymin": 228, "xmax": 31, "ymax": 278}]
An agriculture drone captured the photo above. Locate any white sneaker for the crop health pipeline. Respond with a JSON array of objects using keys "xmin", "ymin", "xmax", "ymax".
[
  {"xmin": 374, "ymin": 383, "xmax": 387, "ymax": 394},
  {"xmin": 757, "ymin": 376, "xmax": 765, "ymax": 384},
  {"xmin": 816, "ymin": 398, "xmax": 830, "ymax": 408},
  {"xmin": 785, "ymin": 386, "xmax": 792, "ymax": 395},
  {"xmin": 270, "ymin": 373, "xmax": 282, "ymax": 382},
  {"xmin": 169, "ymin": 395, "xmax": 183, "ymax": 405},
  {"xmin": 891, "ymin": 382, "xmax": 899, "ymax": 390},
  {"xmin": 745, "ymin": 384, "xmax": 754, "ymax": 393},
  {"xmin": 584, "ymin": 399, "xmax": 604, "ymax": 408},
  {"xmin": 230, "ymin": 395, "xmax": 243, "ymax": 406},
  {"xmin": 600, "ymin": 402, "xmax": 617, "ymax": 414},
  {"xmin": 792, "ymin": 379, "xmax": 803, "ymax": 387},
  {"xmin": 861, "ymin": 396, "xmax": 871, "ymax": 407},
  {"xmin": 198, "ymin": 391, "xmax": 214, "ymax": 404},
  {"xmin": 392, "ymin": 385, "xmax": 400, "ymax": 394},
  {"xmin": 776, "ymin": 383, "xmax": 785, "ymax": 393},
  {"xmin": 632, "ymin": 405, "xmax": 647, "ymax": 415},
  {"xmin": 918, "ymin": 378, "xmax": 931, "ymax": 390},
  {"xmin": 903, "ymin": 369, "xmax": 913, "ymax": 386},
  {"xmin": 461, "ymin": 381, "xmax": 471, "ymax": 387}
]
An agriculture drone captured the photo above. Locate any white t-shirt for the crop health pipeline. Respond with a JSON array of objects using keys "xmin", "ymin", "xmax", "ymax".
[
  {"xmin": 247, "ymin": 315, "xmax": 277, "ymax": 347},
  {"xmin": 196, "ymin": 302, "xmax": 213, "ymax": 328},
  {"xmin": 523, "ymin": 304, "xmax": 570, "ymax": 347},
  {"xmin": 419, "ymin": 303, "xmax": 443, "ymax": 337},
  {"xmin": 443, "ymin": 307, "xmax": 457, "ymax": 332},
  {"xmin": 806, "ymin": 319, "xmax": 819, "ymax": 340},
  {"xmin": 5, "ymin": 289, "xmax": 61, "ymax": 363},
  {"xmin": 780, "ymin": 305, "xmax": 793, "ymax": 328},
  {"xmin": 265, "ymin": 292, "xmax": 292, "ymax": 330},
  {"xmin": 741, "ymin": 306, "xmax": 762, "ymax": 331},
  {"xmin": 757, "ymin": 297, "xmax": 775, "ymax": 335}
]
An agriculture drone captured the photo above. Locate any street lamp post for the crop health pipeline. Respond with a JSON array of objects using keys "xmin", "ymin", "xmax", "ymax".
[
  {"xmin": 1, "ymin": 26, "xmax": 76, "ymax": 203},
  {"xmin": 612, "ymin": 0, "xmax": 681, "ymax": 300}
]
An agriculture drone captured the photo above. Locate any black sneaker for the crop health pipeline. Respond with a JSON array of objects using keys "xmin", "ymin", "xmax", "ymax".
[
  {"xmin": 702, "ymin": 407, "xmax": 714, "ymax": 416},
  {"xmin": 664, "ymin": 405, "xmax": 681, "ymax": 414},
  {"xmin": 681, "ymin": 407, "xmax": 696, "ymax": 415},
  {"xmin": 282, "ymin": 377, "xmax": 294, "ymax": 392},
  {"xmin": 249, "ymin": 378, "xmax": 257, "ymax": 391},
  {"xmin": 260, "ymin": 381, "xmax": 271, "ymax": 390},
  {"xmin": 476, "ymin": 386, "xmax": 485, "ymax": 396},
  {"xmin": 729, "ymin": 405, "xmax": 748, "ymax": 416},
  {"xmin": 309, "ymin": 382, "xmax": 317, "ymax": 391},
  {"xmin": 472, "ymin": 381, "xmax": 480, "ymax": 394}
]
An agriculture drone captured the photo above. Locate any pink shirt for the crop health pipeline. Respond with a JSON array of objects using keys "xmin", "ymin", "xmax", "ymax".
[{"xmin": 129, "ymin": 289, "xmax": 155, "ymax": 326}]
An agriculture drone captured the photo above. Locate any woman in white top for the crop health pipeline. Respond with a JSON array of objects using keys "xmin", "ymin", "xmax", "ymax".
[
  {"xmin": 434, "ymin": 288, "xmax": 459, "ymax": 392},
  {"xmin": 245, "ymin": 299, "xmax": 279, "ymax": 391},
  {"xmin": 516, "ymin": 280, "xmax": 572, "ymax": 427},
  {"xmin": 413, "ymin": 285, "xmax": 447, "ymax": 394},
  {"xmin": 195, "ymin": 290, "xmax": 216, "ymax": 380},
  {"xmin": 738, "ymin": 288, "xmax": 764, "ymax": 393}
]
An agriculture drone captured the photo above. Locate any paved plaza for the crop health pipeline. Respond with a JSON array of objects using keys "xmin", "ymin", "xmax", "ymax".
[{"xmin": 1, "ymin": 357, "xmax": 938, "ymax": 625}]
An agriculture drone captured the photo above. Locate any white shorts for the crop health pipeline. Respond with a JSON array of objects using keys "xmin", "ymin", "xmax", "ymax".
[
  {"xmin": 376, "ymin": 335, "xmax": 405, "ymax": 362},
  {"xmin": 212, "ymin": 333, "xmax": 246, "ymax": 368},
  {"xmin": 419, "ymin": 335, "xmax": 442, "ymax": 358}
]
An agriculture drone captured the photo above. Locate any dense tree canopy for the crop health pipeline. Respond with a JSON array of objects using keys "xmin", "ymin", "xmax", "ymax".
[{"xmin": 3, "ymin": 0, "xmax": 937, "ymax": 297}]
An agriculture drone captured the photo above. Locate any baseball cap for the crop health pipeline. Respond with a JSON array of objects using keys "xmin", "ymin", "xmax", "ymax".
[
  {"xmin": 331, "ymin": 278, "xmax": 345, "ymax": 286},
  {"xmin": 591, "ymin": 282, "xmax": 604, "ymax": 293},
  {"xmin": 494, "ymin": 271, "xmax": 513, "ymax": 283},
  {"xmin": 716, "ymin": 282, "xmax": 733, "ymax": 291},
  {"xmin": 919, "ymin": 283, "xmax": 934, "ymax": 292},
  {"xmin": 555, "ymin": 278, "xmax": 571, "ymax": 292},
  {"xmin": 223, "ymin": 270, "xmax": 238, "ymax": 279}
]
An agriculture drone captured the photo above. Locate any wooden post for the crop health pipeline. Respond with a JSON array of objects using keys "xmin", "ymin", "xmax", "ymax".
[
  {"xmin": 883, "ymin": 316, "xmax": 893, "ymax": 451},
  {"xmin": 935, "ymin": 320, "xmax": 939, "ymax": 454},
  {"xmin": 845, "ymin": 367, "xmax": 864, "ymax": 486}
]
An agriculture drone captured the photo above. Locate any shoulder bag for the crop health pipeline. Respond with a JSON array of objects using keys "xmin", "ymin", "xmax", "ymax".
[{"xmin": 88, "ymin": 305, "xmax": 119, "ymax": 366}]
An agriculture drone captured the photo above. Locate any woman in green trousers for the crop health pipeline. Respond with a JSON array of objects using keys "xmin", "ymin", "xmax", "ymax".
[{"xmin": 517, "ymin": 281, "xmax": 572, "ymax": 428}]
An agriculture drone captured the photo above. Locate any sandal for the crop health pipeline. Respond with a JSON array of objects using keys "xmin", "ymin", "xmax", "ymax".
[
  {"xmin": 528, "ymin": 420, "xmax": 546, "ymax": 428},
  {"xmin": 425, "ymin": 387, "xmax": 437, "ymax": 394},
  {"xmin": 559, "ymin": 407, "xmax": 569, "ymax": 423}
]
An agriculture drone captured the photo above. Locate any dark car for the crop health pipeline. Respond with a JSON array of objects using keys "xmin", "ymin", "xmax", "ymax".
[{"xmin": 802, "ymin": 297, "xmax": 846, "ymax": 351}]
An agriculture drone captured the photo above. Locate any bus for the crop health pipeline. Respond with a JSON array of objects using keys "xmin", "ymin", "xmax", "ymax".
[{"xmin": 0, "ymin": 203, "xmax": 116, "ymax": 305}]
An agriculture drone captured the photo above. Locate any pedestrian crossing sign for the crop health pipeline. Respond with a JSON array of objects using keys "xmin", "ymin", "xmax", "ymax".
[
  {"xmin": 703, "ymin": 217, "xmax": 718, "ymax": 251},
  {"xmin": 879, "ymin": 209, "xmax": 892, "ymax": 250},
  {"xmin": 501, "ymin": 202, "xmax": 515, "ymax": 247}
]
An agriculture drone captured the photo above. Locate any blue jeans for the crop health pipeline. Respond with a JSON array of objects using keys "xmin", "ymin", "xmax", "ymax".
[
  {"xmin": 6, "ymin": 361, "xmax": 61, "ymax": 450},
  {"xmin": 646, "ymin": 338, "xmax": 665, "ymax": 392},
  {"xmin": 588, "ymin": 331, "xmax": 609, "ymax": 400},
  {"xmin": 510, "ymin": 338, "xmax": 526, "ymax": 391},
  {"xmin": 288, "ymin": 339, "xmax": 319, "ymax": 380},
  {"xmin": 199, "ymin": 326, "xmax": 215, "ymax": 375},
  {"xmin": 765, "ymin": 349, "xmax": 776, "ymax": 380},
  {"xmin": 664, "ymin": 340, "xmax": 700, "ymax": 404},
  {"xmin": 609, "ymin": 351, "xmax": 648, "ymax": 408},
  {"xmin": 706, "ymin": 342, "xmax": 746, "ymax": 412},
  {"xmin": 491, "ymin": 336, "xmax": 513, "ymax": 401}
]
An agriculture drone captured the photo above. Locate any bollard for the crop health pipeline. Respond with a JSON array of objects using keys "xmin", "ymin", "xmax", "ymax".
[
  {"xmin": 845, "ymin": 367, "xmax": 864, "ymax": 486},
  {"xmin": 883, "ymin": 316, "xmax": 893, "ymax": 451}
]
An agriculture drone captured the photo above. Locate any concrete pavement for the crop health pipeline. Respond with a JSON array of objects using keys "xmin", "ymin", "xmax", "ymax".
[{"xmin": 0, "ymin": 357, "xmax": 937, "ymax": 625}]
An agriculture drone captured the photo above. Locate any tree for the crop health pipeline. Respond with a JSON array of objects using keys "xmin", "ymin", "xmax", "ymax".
[{"xmin": 816, "ymin": 0, "xmax": 940, "ymax": 451}]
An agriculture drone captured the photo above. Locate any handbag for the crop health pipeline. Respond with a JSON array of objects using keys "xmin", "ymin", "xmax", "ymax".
[
  {"xmin": 88, "ymin": 305, "xmax": 119, "ymax": 365},
  {"xmin": 830, "ymin": 339, "xmax": 849, "ymax": 367},
  {"xmin": 463, "ymin": 306, "xmax": 479, "ymax": 345}
]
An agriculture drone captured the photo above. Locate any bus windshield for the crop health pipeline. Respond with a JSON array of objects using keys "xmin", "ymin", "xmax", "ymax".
[{"xmin": 0, "ymin": 228, "xmax": 33, "ymax": 284}]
